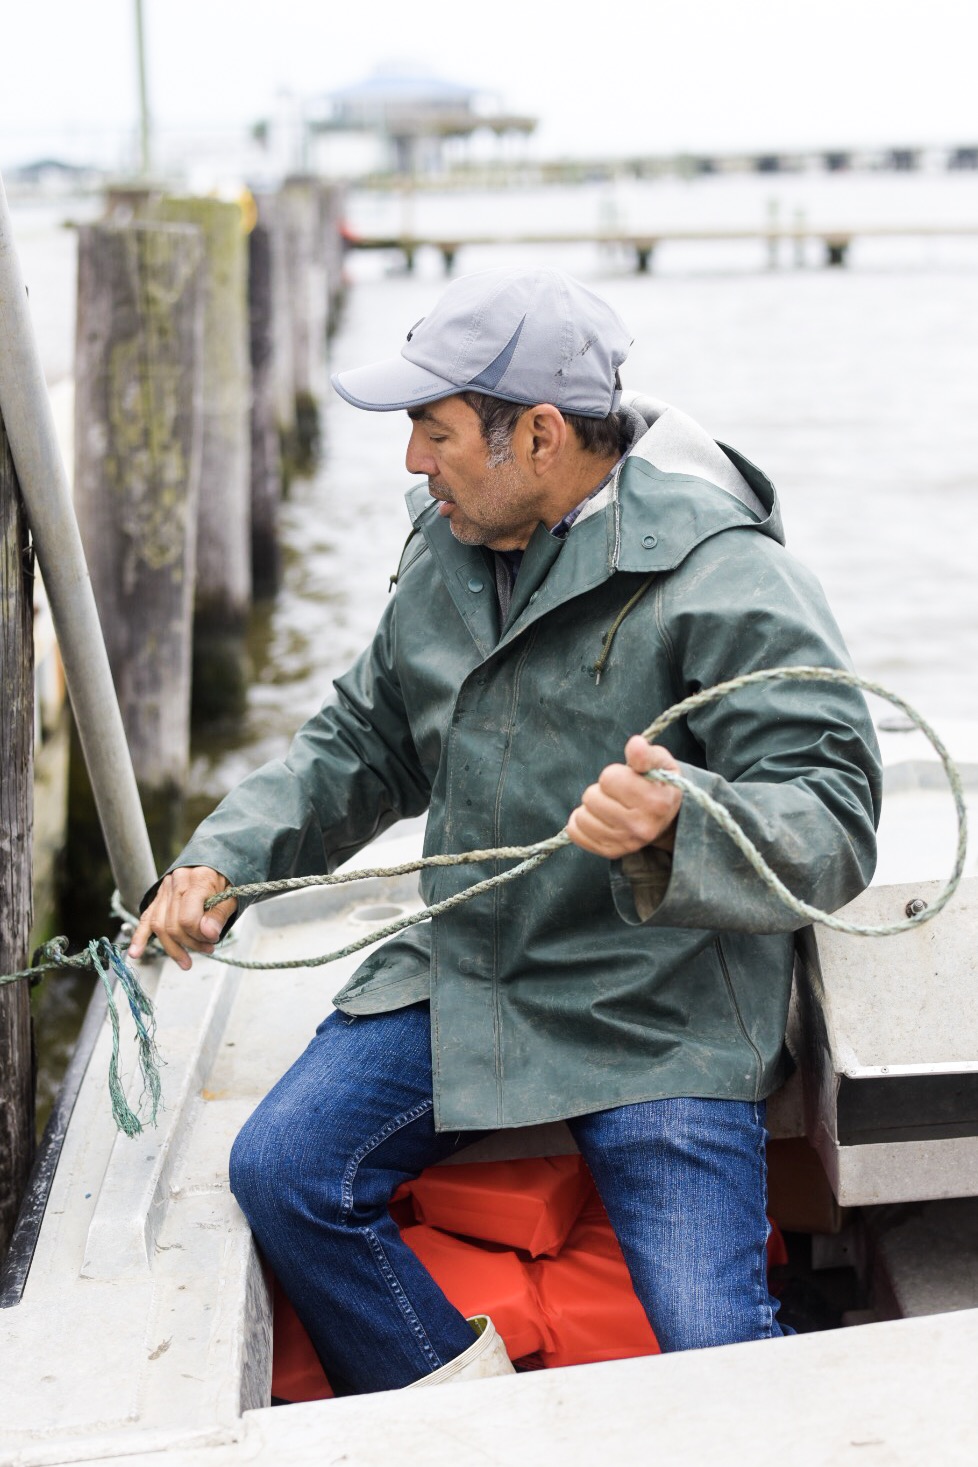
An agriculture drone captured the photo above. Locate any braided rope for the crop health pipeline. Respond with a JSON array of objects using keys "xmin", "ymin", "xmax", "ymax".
[
  {"xmin": 1, "ymin": 665, "xmax": 968, "ymax": 1135},
  {"xmin": 634, "ymin": 665, "xmax": 968, "ymax": 937},
  {"xmin": 0, "ymin": 937, "xmax": 162, "ymax": 1134},
  {"xmin": 202, "ymin": 839, "xmax": 569, "ymax": 970},
  {"xmin": 5, "ymin": 666, "xmax": 970, "ymax": 983},
  {"xmin": 194, "ymin": 664, "xmax": 967, "ymax": 967}
]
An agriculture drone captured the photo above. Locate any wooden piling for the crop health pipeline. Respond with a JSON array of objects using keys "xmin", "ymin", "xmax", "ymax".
[
  {"xmin": 152, "ymin": 197, "xmax": 251, "ymax": 723},
  {"xmin": 256, "ymin": 191, "xmax": 298, "ymax": 488},
  {"xmin": 0, "ymin": 402, "xmax": 35, "ymax": 1255},
  {"xmin": 825, "ymin": 236, "xmax": 851, "ymax": 268},
  {"xmin": 320, "ymin": 182, "xmax": 347, "ymax": 340},
  {"xmin": 72, "ymin": 220, "xmax": 204, "ymax": 866},
  {"xmin": 280, "ymin": 178, "xmax": 330, "ymax": 469},
  {"xmin": 248, "ymin": 201, "xmax": 282, "ymax": 597}
]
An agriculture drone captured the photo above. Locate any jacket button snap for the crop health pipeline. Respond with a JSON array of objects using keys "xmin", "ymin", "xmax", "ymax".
[
  {"xmin": 467, "ymin": 577, "xmax": 485, "ymax": 593},
  {"xmin": 642, "ymin": 533, "xmax": 658, "ymax": 549}
]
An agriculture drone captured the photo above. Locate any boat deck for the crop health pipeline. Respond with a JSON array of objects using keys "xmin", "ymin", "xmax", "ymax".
[{"xmin": 1, "ymin": 719, "xmax": 977, "ymax": 1465}]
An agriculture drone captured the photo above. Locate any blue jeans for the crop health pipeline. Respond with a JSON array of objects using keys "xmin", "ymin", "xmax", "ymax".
[{"xmin": 229, "ymin": 1003, "xmax": 787, "ymax": 1394}]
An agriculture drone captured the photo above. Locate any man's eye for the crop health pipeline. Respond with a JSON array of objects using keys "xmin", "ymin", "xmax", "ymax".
[{"xmin": 429, "ymin": 435, "xmax": 447, "ymax": 444}]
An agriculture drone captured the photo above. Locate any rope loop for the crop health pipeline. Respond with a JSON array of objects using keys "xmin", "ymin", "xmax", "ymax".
[
  {"xmin": 0, "ymin": 665, "xmax": 969, "ymax": 1132},
  {"xmin": 201, "ymin": 663, "xmax": 968, "ymax": 962},
  {"xmin": 634, "ymin": 665, "xmax": 968, "ymax": 938}
]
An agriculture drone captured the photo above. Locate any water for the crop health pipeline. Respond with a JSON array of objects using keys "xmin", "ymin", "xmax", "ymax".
[{"xmin": 10, "ymin": 170, "xmax": 978, "ymax": 1116}]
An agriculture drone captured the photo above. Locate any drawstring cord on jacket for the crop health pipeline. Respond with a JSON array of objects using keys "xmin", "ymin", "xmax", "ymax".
[
  {"xmin": 389, "ymin": 526, "xmax": 422, "ymax": 592},
  {"xmin": 592, "ymin": 575, "xmax": 657, "ymax": 683}
]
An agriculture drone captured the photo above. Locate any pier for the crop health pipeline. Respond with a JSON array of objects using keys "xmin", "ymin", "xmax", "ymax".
[{"xmin": 343, "ymin": 221, "xmax": 978, "ymax": 274}]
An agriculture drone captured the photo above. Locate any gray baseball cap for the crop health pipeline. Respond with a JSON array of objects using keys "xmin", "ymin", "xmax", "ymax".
[{"xmin": 330, "ymin": 266, "xmax": 632, "ymax": 418}]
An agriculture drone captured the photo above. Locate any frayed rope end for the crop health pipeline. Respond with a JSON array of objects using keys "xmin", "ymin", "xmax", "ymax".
[{"xmin": 87, "ymin": 939, "xmax": 165, "ymax": 1137}]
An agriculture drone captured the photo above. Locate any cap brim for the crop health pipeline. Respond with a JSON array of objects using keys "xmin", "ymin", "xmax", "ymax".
[{"xmin": 330, "ymin": 356, "xmax": 461, "ymax": 412}]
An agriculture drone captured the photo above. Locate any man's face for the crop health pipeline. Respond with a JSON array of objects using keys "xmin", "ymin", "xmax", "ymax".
[{"xmin": 405, "ymin": 396, "xmax": 542, "ymax": 552}]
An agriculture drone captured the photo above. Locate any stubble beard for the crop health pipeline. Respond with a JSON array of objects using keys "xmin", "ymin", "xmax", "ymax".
[{"xmin": 434, "ymin": 444, "xmax": 531, "ymax": 549}]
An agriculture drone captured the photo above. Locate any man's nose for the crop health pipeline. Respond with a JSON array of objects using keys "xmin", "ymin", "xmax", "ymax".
[{"xmin": 405, "ymin": 427, "xmax": 436, "ymax": 477}]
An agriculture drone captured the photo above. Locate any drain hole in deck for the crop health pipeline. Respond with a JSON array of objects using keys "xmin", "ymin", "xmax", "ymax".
[{"xmin": 349, "ymin": 902, "xmax": 408, "ymax": 924}]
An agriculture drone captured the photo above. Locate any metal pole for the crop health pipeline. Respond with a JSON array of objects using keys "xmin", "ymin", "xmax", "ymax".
[
  {"xmin": 134, "ymin": 0, "xmax": 152, "ymax": 177},
  {"xmin": 0, "ymin": 172, "xmax": 157, "ymax": 913}
]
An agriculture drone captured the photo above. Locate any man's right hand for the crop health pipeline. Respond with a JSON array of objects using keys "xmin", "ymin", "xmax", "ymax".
[{"xmin": 127, "ymin": 866, "xmax": 238, "ymax": 971}]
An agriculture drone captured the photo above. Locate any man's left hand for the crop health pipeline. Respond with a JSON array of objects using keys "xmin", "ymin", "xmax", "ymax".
[{"xmin": 567, "ymin": 738, "xmax": 683, "ymax": 858}]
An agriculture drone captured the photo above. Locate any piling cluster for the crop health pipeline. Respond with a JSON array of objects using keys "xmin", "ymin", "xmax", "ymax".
[
  {"xmin": 69, "ymin": 178, "xmax": 345, "ymax": 876},
  {"xmin": 0, "ymin": 175, "xmax": 345, "ymax": 1240}
]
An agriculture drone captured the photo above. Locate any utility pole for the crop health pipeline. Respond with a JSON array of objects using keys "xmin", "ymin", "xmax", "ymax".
[{"xmin": 134, "ymin": 0, "xmax": 152, "ymax": 177}]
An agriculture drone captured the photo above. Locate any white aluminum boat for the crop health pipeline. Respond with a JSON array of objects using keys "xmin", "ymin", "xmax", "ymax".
[{"xmin": 1, "ymin": 719, "xmax": 977, "ymax": 1467}]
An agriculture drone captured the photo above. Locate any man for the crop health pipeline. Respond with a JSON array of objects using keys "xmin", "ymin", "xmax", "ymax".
[{"xmin": 130, "ymin": 266, "xmax": 881, "ymax": 1393}]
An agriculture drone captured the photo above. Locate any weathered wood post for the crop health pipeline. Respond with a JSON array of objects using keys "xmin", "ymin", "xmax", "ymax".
[
  {"xmin": 0, "ymin": 171, "xmax": 155, "ymax": 943},
  {"xmin": 825, "ymin": 236, "xmax": 851, "ymax": 268},
  {"xmin": 280, "ymin": 177, "xmax": 329, "ymax": 470},
  {"xmin": 320, "ymin": 182, "xmax": 347, "ymax": 339},
  {"xmin": 263, "ymin": 191, "xmax": 298, "ymax": 480},
  {"xmin": 72, "ymin": 220, "xmax": 204, "ymax": 872},
  {"xmin": 0, "ymin": 402, "xmax": 35, "ymax": 1255},
  {"xmin": 152, "ymin": 197, "xmax": 251, "ymax": 723},
  {"xmin": 248, "ymin": 197, "xmax": 282, "ymax": 597}
]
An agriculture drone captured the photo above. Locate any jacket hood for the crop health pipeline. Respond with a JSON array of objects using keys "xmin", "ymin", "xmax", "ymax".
[
  {"xmin": 606, "ymin": 392, "xmax": 785, "ymax": 575},
  {"xmin": 620, "ymin": 393, "xmax": 767, "ymax": 518}
]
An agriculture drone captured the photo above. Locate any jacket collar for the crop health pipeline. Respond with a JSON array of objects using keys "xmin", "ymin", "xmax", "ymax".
[
  {"xmin": 406, "ymin": 482, "xmax": 613, "ymax": 659},
  {"xmin": 613, "ymin": 441, "xmax": 782, "ymax": 574},
  {"xmin": 404, "ymin": 431, "xmax": 784, "ymax": 656}
]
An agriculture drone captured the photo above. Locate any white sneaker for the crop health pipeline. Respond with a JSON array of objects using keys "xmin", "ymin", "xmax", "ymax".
[{"xmin": 404, "ymin": 1316, "xmax": 515, "ymax": 1388}]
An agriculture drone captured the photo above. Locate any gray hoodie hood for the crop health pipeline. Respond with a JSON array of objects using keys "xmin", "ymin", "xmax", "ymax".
[{"xmin": 571, "ymin": 392, "xmax": 768, "ymax": 535}]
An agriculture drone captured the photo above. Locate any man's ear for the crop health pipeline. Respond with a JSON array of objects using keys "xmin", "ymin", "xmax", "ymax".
[{"xmin": 523, "ymin": 404, "xmax": 567, "ymax": 474}]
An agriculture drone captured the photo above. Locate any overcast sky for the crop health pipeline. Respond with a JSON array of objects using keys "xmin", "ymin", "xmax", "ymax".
[{"xmin": 1, "ymin": 0, "xmax": 976, "ymax": 170}]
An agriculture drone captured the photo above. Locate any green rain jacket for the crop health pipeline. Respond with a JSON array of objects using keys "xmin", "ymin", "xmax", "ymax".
[{"xmin": 170, "ymin": 394, "xmax": 882, "ymax": 1131}]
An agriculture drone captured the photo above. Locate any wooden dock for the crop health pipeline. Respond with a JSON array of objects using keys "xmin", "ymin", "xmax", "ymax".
[{"xmin": 343, "ymin": 223, "xmax": 978, "ymax": 273}]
